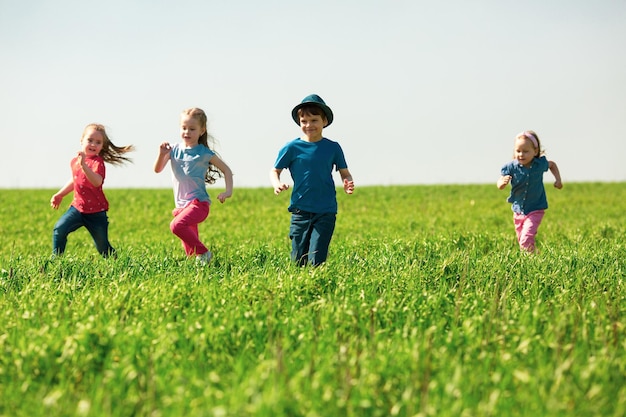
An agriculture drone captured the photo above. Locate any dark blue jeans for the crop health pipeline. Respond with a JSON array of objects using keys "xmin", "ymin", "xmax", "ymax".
[
  {"xmin": 289, "ymin": 210, "xmax": 336, "ymax": 266},
  {"xmin": 53, "ymin": 206, "xmax": 115, "ymax": 257}
]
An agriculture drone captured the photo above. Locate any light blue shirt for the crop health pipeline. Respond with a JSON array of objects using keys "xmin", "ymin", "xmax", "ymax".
[
  {"xmin": 501, "ymin": 156, "xmax": 550, "ymax": 214},
  {"xmin": 274, "ymin": 137, "xmax": 348, "ymax": 214},
  {"xmin": 170, "ymin": 143, "xmax": 215, "ymax": 208}
]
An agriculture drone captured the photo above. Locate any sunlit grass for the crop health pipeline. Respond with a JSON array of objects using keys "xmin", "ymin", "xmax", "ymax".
[{"xmin": 0, "ymin": 184, "xmax": 624, "ymax": 416}]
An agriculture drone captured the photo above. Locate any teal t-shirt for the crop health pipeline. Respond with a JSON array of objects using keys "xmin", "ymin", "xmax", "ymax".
[{"xmin": 274, "ymin": 137, "xmax": 348, "ymax": 214}]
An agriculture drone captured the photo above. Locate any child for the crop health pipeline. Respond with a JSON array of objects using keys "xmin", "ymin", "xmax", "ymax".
[
  {"xmin": 497, "ymin": 130, "xmax": 562, "ymax": 253},
  {"xmin": 270, "ymin": 94, "xmax": 354, "ymax": 266},
  {"xmin": 51, "ymin": 123, "xmax": 134, "ymax": 258},
  {"xmin": 154, "ymin": 107, "xmax": 233, "ymax": 264}
]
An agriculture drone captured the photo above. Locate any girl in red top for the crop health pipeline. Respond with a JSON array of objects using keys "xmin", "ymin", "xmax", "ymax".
[{"xmin": 50, "ymin": 124, "xmax": 134, "ymax": 257}]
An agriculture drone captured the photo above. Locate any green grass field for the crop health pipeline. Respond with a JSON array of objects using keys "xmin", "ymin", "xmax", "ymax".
[{"xmin": 0, "ymin": 183, "xmax": 624, "ymax": 417}]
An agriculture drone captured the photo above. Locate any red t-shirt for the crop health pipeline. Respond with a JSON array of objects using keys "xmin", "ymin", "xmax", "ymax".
[{"xmin": 71, "ymin": 155, "xmax": 109, "ymax": 213}]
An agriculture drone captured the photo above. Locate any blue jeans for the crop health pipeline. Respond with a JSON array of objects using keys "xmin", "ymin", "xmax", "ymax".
[
  {"xmin": 289, "ymin": 210, "xmax": 336, "ymax": 266},
  {"xmin": 53, "ymin": 206, "xmax": 115, "ymax": 257}
]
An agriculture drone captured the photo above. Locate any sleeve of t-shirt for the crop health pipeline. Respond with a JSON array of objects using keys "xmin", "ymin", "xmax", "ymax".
[
  {"xmin": 500, "ymin": 162, "xmax": 511, "ymax": 176},
  {"xmin": 273, "ymin": 142, "xmax": 293, "ymax": 169},
  {"xmin": 333, "ymin": 143, "xmax": 348, "ymax": 171},
  {"xmin": 538, "ymin": 156, "xmax": 549, "ymax": 172},
  {"xmin": 94, "ymin": 158, "xmax": 106, "ymax": 179}
]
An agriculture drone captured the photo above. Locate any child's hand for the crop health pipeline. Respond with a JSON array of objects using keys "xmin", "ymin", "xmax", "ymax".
[
  {"xmin": 217, "ymin": 190, "xmax": 232, "ymax": 203},
  {"xmin": 343, "ymin": 178, "xmax": 354, "ymax": 194},
  {"xmin": 274, "ymin": 183, "xmax": 289, "ymax": 195},
  {"xmin": 554, "ymin": 180, "xmax": 563, "ymax": 189},
  {"xmin": 76, "ymin": 151, "xmax": 86, "ymax": 167},
  {"xmin": 159, "ymin": 142, "xmax": 172, "ymax": 155},
  {"xmin": 497, "ymin": 175, "xmax": 512, "ymax": 189},
  {"xmin": 50, "ymin": 194, "xmax": 63, "ymax": 210}
]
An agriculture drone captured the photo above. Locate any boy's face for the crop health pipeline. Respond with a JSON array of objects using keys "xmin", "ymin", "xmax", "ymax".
[{"xmin": 299, "ymin": 113, "xmax": 326, "ymax": 142}]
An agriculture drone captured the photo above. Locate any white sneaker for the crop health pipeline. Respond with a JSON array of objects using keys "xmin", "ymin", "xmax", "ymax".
[{"xmin": 196, "ymin": 251, "xmax": 213, "ymax": 265}]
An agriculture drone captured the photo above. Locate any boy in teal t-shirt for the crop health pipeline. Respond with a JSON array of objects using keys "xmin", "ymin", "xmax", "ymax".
[{"xmin": 271, "ymin": 94, "xmax": 355, "ymax": 266}]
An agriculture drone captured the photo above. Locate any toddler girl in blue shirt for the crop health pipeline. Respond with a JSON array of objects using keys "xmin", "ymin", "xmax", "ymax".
[{"xmin": 498, "ymin": 130, "xmax": 562, "ymax": 253}]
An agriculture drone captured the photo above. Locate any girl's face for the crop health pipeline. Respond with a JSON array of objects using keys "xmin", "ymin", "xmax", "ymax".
[
  {"xmin": 299, "ymin": 113, "xmax": 326, "ymax": 142},
  {"xmin": 514, "ymin": 137, "xmax": 538, "ymax": 167},
  {"xmin": 180, "ymin": 115, "xmax": 205, "ymax": 146},
  {"xmin": 80, "ymin": 127, "xmax": 104, "ymax": 157}
]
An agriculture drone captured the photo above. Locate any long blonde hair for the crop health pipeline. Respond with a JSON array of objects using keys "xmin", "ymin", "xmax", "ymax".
[
  {"xmin": 83, "ymin": 123, "xmax": 134, "ymax": 165},
  {"xmin": 181, "ymin": 108, "xmax": 224, "ymax": 184}
]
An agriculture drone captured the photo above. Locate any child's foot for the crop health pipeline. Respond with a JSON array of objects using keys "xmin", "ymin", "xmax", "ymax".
[{"xmin": 196, "ymin": 251, "xmax": 213, "ymax": 265}]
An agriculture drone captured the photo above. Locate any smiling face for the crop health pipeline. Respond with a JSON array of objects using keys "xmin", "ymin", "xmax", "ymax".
[
  {"xmin": 298, "ymin": 113, "xmax": 327, "ymax": 142},
  {"xmin": 180, "ymin": 114, "xmax": 206, "ymax": 147},
  {"xmin": 80, "ymin": 127, "xmax": 105, "ymax": 157},
  {"xmin": 514, "ymin": 137, "xmax": 539, "ymax": 167}
]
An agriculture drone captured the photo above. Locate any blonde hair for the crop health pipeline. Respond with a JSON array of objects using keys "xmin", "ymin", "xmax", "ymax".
[
  {"xmin": 181, "ymin": 108, "xmax": 223, "ymax": 184},
  {"xmin": 83, "ymin": 123, "xmax": 134, "ymax": 165},
  {"xmin": 515, "ymin": 130, "xmax": 544, "ymax": 158}
]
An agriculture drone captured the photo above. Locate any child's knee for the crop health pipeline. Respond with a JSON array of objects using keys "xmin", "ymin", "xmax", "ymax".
[
  {"xmin": 170, "ymin": 219, "xmax": 180, "ymax": 233},
  {"xmin": 519, "ymin": 234, "xmax": 536, "ymax": 251},
  {"xmin": 170, "ymin": 219, "xmax": 189, "ymax": 237}
]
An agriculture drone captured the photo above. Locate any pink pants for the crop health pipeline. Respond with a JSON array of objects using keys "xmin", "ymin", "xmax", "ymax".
[
  {"xmin": 513, "ymin": 210, "xmax": 545, "ymax": 252},
  {"xmin": 170, "ymin": 199, "xmax": 210, "ymax": 256}
]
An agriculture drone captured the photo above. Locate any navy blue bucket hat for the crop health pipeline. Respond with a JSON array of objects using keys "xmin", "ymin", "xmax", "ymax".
[{"xmin": 291, "ymin": 94, "xmax": 334, "ymax": 127}]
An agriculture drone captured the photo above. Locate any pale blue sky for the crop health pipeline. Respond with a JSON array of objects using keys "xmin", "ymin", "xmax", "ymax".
[{"xmin": 1, "ymin": 0, "xmax": 625, "ymax": 189}]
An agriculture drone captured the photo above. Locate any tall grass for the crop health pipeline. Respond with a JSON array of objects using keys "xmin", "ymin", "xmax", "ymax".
[{"xmin": 0, "ymin": 183, "xmax": 624, "ymax": 416}]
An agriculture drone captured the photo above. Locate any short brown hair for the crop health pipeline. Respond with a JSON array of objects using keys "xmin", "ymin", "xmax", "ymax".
[{"xmin": 296, "ymin": 105, "xmax": 328, "ymax": 124}]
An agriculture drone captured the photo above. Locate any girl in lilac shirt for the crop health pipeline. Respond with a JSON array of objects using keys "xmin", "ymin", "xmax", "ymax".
[{"xmin": 154, "ymin": 108, "xmax": 234, "ymax": 265}]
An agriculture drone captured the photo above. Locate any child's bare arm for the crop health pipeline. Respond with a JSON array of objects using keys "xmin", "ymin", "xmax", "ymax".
[
  {"xmin": 210, "ymin": 155, "xmax": 234, "ymax": 203},
  {"xmin": 497, "ymin": 175, "xmax": 511, "ymax": 190},
  {"xmin": 50, "ymin": 179, "xmax": 75, "ymax": 209},
  {"xmin": 339, "ymin": 168, "xmax": 354, "ymax": 194},
  {"xmin": 270, "ymin": 168, "xmax": 289, "ymax": 195},
  {"xmin": 154, "ymin": 142, "xmax": 171, "ymax": 173},
  {"xmin": 549, "ymin": 160, "xmax": 563, "ymax": 189},
  {"xmin": 77, "ymin": 152, "xmax": 103, "ymax": 187}
]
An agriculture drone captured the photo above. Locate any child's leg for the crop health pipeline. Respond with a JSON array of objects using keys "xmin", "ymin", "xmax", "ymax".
[
  {"xmin": 170, "ymin": 200, "xmax": 210, "ymax": 256},
  {"xmin": 52, "ymin": 206, "xmax": 84, "ymax": 256},
  {"xmin": 513, "ymin": 213, "xmax": 524, "ymax": 243},
  {"xmin": 308, "ymin": 213, "xmax": 337, "ymax": 266},
  {"xmin": 289, "ymin": 210, "xmax": 314, "ymax": 265},
  {"xmin": 517, "ymin": 210, "xmax": 545, "ymax": 252},
  {"xmin": 83, "ymin": 211, "xmax": 115, "ymax": 258}
]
